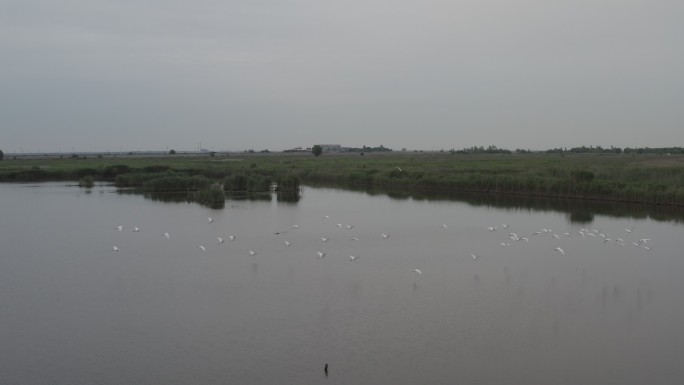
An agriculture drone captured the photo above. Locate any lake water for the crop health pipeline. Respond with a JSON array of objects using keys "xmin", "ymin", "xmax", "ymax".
[{"xmin": 1, "ymin": 182, "xmax": 683, "ymax": 384}]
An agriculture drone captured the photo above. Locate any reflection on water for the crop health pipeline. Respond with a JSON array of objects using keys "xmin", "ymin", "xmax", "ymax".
[
  {"xmin": 121, "ymin": 181, "xmax": 684, "ymax": 224},
  {"xmin": 118, "ymin": 189, "xmax": 301, "ymax": 208},
  {"xmin": 306, "ymin": 181, "xmax": 684, "ymax": 224}
]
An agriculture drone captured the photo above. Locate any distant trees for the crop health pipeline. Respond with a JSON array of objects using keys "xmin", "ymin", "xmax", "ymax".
[
  {"xmin": 169, "ymin": 149, "xmax": 176, "ymax": 154},
  {"xmin": 312, "ymin": 145, "xmax": 323, "ymax": 157},
  {"xmin": 0, "ymin": 149, "xmax": 3, "ymax": 160},
  {"xmin": 453, "ymin": 145, "xmax": 511, "ymax": 154}
]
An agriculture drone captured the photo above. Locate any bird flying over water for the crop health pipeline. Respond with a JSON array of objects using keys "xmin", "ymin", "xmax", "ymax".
[
  {"xmin": 381, "ymin": 233, "xmax": 390, "ymax": 239},
  {"xmin": 208, "ymin": 217, "xmax": 213, "ymax": 223},
  {"xmin": 112, "ymin": 246, "xmax": 120, "ymax": 251},
  {"xmin": 199, "ymin": 245, "xmax": 206, "ymax": 251},
  {"xmin": 217, "ymin": 237, "xmax": 224, "ymax": 244},
  {"xmin": 349, "ymin": 255, "xmax": 358, "ymax": 261},
  {"xmin": 317, "ymin": 251, "xmax": 326, "ymax": 258},
  {"xmin": 413, "ymin": 269, "xmax": 423, "ymax": 275},
  {"xmin": 554, "ymin": 247, "xmax": 565, "ymax": 255}
]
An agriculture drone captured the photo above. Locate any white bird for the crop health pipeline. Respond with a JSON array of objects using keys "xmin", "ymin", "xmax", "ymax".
[
  {"xmin": 413, "ymin": 269, "xmax": 423, "ymax": 275},
  {"xmin": 292, "ymin": 225, "xmax": 300, "ymax": 229},
  {"xmin": 501, "ymin": 224, "xmax": 509, "ymax": 229},
  {"xmin": 228, "ymin": 235, "xmax": 236, "ymax": 241},
  {"xmin": 351, "ymin": 237, "xmax": 360, "ymax": 241},
  {"xmin": 521, "ymin": 237, "xmax": 529, "ymax": 242},
  {"xmin": 317, "ymin": 251, "xmax": 326, "ymax": 258},
  {"xmin": 349, "ymin": 255, "xmax": 358, "ymax": 261},
  {"xmin": 638, "ymin": 238, "xmax": 651, "ymax": 244},
  {"xmin": 381, "ymin": 233, "xmax": 390, "ymax": 239},
  {"xmin": 217, "ymin": 237, "xmax": 224, "ymax": 244},
  {"xmin": 395, "ymin": 166, "xmax": 402, "ymax": 172},
  {"xmin": 199, "ymin": 245, "xmax": 206, "ymax": 251},
  {"xmin": 471, "ymin": 253, "xmax": 479, "ymax": 260},
  {"xmin": 552, "ymin": 234, "xmax": 560, "ymax": 239},
  {"xmin": 554, "ymin": 247, "xmax": 565, "ymax": 255},
  {"xmin": 642, "ymin": 245, "xmax": 652, "ymax": 251},
  {"xmin": 336, "ymin": 223, "xmax": 343, "ymax": 228},
  {"xmin": 500, "ymin": 242, "xmax": 510, "ymax": 247},
  {"xmin": 488, "ymin": 226, "xmax": 497, "ymax": 232},
  {"xmin": 321, "ymin": 237, "xmax": 328, "ymax": 242},
  {"xmin": 346, "ymin": 225, "xmax": 354, "ymax": 229},
  {"xmin": 625, "ymin": 227, "xmax": 634, "ymax": 233},
  {"xmin": 133, "ymin": 226, "xmax": 140, "ymax": 232},
  {"xmin": 323, "ymin": 215, "xmax": 330, "ymax": 219},
  {"xmin": 441, "ymin": 224, "xmax": 448, "ymax": 229},
  {"xmin": 284, "ymin": 241, "xmax": 291, "ymax": 246},
  {"xmin": 112, "ymin": 246, "xmax": 120, "ymax": 251},
  {"xmin": 249, "ymin": 250, "xmax": 256, "ymax": 256},
  {"xmin": 208, "ymin": 217, "xmax": 213, "ymax": 223},
  {"xmin": 163, "ymin": 232, "xmax": 170, "ymax": 239},
  {"xmin": 115, "ymin": 225, "xmax": 123, "ymax": 231}
]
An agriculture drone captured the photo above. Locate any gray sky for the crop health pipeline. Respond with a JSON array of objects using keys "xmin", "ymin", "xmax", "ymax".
[{"xmin": 2, "ymin": 0, "xmax": 683, "ymax": 153}]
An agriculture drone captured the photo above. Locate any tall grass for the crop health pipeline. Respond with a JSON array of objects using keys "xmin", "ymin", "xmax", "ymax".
[{"xmin": 2, "ymin": 152, "xmax": 683, "ymax": 206}]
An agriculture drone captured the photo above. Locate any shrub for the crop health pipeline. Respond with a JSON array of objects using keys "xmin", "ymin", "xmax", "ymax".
[{"xmin": 78, "ymin": 175, "xmax": 95, "ymax": 188}]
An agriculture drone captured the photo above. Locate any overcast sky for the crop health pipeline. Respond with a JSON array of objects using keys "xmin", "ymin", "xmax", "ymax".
[{"xmin": 2, "ymin": 0, "xmax": 683, "ymax": 153}]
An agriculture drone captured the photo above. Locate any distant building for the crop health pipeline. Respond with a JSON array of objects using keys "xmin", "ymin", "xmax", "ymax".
[{"xmin": 317, "ymin": 144, "xmax": 341, "ymax": 152}]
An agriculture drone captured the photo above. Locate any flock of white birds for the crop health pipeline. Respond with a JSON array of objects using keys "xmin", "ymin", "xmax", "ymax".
[{"xmin": 110, "ymin": 214, "xmax": 653, "ymax": 277}]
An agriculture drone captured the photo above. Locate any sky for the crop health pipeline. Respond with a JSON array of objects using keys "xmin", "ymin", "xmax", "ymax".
[{"xmin": 1, "ymin": 0, "xmax": 683, "ymax": 153}]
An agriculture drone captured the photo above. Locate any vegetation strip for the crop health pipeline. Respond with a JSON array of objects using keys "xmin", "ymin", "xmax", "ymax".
[{"xmin": 1, "ymin": 152, "xmax": 683, "ymax": 206}]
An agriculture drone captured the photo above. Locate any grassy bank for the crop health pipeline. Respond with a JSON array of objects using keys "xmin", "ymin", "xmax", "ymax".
[{"xmin": 1, "ymin": 152, "xmax": 683, "ymax": 206}]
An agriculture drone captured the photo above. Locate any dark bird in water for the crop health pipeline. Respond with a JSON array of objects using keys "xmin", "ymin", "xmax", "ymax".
[{"xmin": 324, "ymin": 363, "xmax": 328, "ymax": 375}]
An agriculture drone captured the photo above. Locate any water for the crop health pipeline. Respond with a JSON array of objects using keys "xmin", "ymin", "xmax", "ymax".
[{"xmin": 1, "ymin": 182, "xmax": 683, "ymax": 384}]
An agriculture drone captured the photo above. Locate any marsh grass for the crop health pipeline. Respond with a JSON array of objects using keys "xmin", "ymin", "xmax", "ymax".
[{"xmin": 2, "ymin": 152, "xmax": 683, "ymax": 205}]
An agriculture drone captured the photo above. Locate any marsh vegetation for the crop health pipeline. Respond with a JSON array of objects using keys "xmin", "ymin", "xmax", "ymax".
[{"xmin": 1, "ymin": 152, "xmax": 683, "ymax": 206}]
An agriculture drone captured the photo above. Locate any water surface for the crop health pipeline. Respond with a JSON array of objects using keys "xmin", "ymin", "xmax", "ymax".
[{"xmin": 1, "ymin": 183, "xmax": 682, "ymax": 384}]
